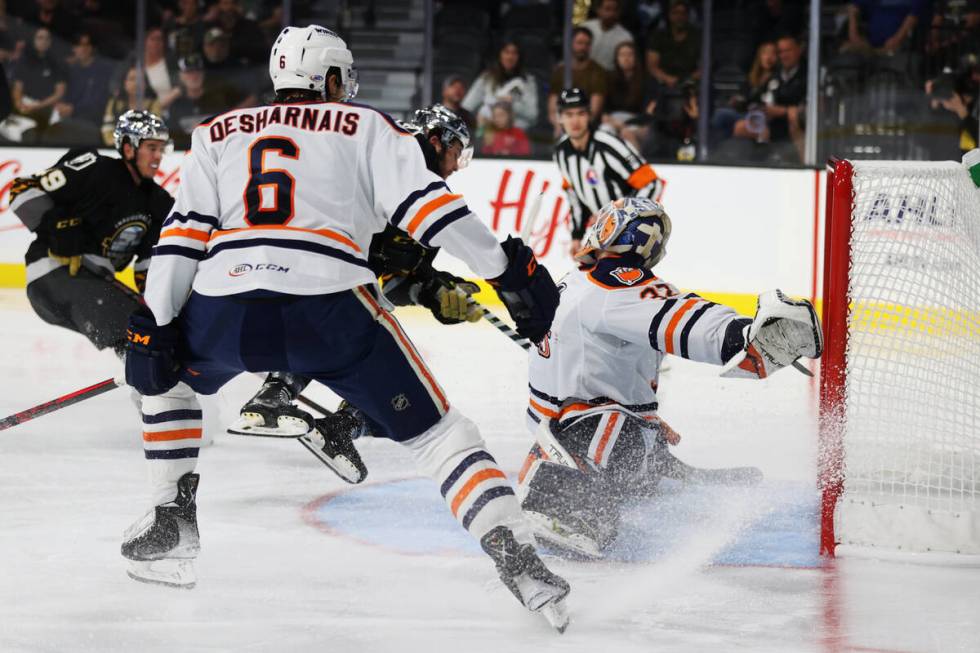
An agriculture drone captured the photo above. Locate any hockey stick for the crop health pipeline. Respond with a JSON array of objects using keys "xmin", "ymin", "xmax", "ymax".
[
  {"xmin": 0, "ymin": 377, "xmax": 123, "ymax": 431},
  {"xmin": 469, "ymin": 298, "xmax": 531, "ymax": 351},
  {"xmin": 659, "ymin": 448, "xmax": 763, "ymax": 486}
]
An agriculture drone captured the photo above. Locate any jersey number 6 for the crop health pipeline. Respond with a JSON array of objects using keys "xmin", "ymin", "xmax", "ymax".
[{"xmin": 244, "ymin": 136, "xmax": 299, "ymax": 225}]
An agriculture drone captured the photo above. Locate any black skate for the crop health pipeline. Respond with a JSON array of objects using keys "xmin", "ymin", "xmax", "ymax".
[
  {"xmin": 229, "ymin": 376, "xmax": 314, "ymax": 438},
  {"xmin": 122, "ymin": 473, "xmax": 200, "ymax": 589},
  {"xmin": 297, "ymin": 413, "xmax": 368, "ymax": 484},
  {"xmin": 480, "ymin": 526, "xmax": 571, "ymax": 633}
]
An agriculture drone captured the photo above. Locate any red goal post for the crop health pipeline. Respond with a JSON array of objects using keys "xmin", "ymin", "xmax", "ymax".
[{"xmin": 819, "ymin": 158, "xmax": 980, "ymax": 563}]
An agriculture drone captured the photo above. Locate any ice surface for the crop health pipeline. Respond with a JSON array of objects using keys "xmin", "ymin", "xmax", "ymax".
[{"xmin": 1, "ymin": 290, "xmax": 977, "ymax": 652}]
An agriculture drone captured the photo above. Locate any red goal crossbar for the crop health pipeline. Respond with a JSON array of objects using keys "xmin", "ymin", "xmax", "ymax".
[{"xmin": 818, "ymin": 159, "xmax": 853, "ymax": 557}]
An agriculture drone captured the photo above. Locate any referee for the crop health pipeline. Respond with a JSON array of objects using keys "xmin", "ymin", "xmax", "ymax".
[{"xmin": 553, "ymin": 88, "xmax": 665, "ymax": 256}]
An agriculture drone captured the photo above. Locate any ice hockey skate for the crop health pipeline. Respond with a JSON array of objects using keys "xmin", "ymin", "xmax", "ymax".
[
  {"xmin": 228, "ymin": 376, "xmax": 314, "ymax": 437},
  {"xmin": 480, "ymin": 526, "xmax": 571, "ymax": 633},
  {"xmin": 297, "ymin": 412, "xmax": 368, "ymax": 484},
  {"xmin": 121, "ymin": 473, "xmax": 200, "ymax": 589}
]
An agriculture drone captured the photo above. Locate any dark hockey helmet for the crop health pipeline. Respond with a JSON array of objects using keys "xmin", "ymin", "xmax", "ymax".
[
  {"xmin": 557, "ymin": 87, "xmax": 589, "ymax": 113},
  {"xmin": 575, "ymin": 197, "xmax": 672, "ymax": 269},
  {"xmin": 113, "ymin": 109, "xmax": 171, "ymax": 153},
  {"xmin": 411, "ymin": 104, "xmax": 473, "ymax": 168}
]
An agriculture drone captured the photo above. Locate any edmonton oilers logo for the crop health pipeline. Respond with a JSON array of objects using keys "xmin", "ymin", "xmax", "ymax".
[
  {"xmin": 229, "ymin": 263, "xmax": 253, "ymax": 277},
  {"xmin": 585, "ymin": 167, "xmax": 599, "ymax": 185}
]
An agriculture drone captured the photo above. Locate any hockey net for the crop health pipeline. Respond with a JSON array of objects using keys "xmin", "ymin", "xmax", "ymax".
[{"xmin": 820, "ymin": 159, "xmax": 980, "ymax": 562}]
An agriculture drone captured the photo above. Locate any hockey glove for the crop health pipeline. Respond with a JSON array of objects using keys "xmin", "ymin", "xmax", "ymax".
[
  {"xmin": 417, "ymin": 270, "xmax": 481, "ymax": 325},
  {"xmin": 125, "ymin": 307, "xmax": 180, "ymax": 396},
  {"xmin": 488, "ymin": 236, "xmax": 559, "ymax": 344},
  {"xmin": 47, "ymin": 216, "xmax": 84, "ymax": 276}
]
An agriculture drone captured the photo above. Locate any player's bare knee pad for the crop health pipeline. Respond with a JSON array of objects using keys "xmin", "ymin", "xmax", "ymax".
[
  {"xmin": 140, "ymin": 382, "xmax": 203, "ymax": 506},
  {"xmin": 404, "ymin": 407, "xmax": 528, "ymax": 542}
]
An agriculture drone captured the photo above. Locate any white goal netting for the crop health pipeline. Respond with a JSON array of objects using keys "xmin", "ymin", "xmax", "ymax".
[{"xmin": 836, "ymin": 160, "xmax": 980, "ymax": 559}]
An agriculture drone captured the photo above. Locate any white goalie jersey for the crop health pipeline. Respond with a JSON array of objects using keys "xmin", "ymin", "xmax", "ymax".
[
  {"xmin": 145, "ymin": 101, "xmax": 507, "ymax": 324},
  {"xmin": 526, "ymin": 258, "xmax": 747, "ymax": 431}
]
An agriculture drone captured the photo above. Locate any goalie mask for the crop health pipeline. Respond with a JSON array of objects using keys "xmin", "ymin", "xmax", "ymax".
[
  {"xmin": 574, "ymin": 197, "xmax": 672, "ymax": 269},
  {"xmin": 269, "ymin": 25, "xmax": 358, "ymax": 101},
  {"xmin": 113, "ymin": 109, "xmax": 170, "ymax": 153},
  {"xmin": 411, "ymin": 104, "xmax": 474, "ymax": 169}
]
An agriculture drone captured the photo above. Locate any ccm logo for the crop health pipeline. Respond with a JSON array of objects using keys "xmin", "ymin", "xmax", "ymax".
[{"xmin": 228, "ymin": 263, "xmax": 291, "ymax": 277}]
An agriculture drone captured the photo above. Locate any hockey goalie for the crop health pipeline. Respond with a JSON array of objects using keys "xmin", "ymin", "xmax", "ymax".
[{"xmin": 517, "ymin": 197, "xmax": 823, "ymax": 557}]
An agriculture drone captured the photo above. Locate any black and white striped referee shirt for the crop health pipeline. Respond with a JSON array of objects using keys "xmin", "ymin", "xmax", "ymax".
[{"xmin": 553, "ymin": 129, "xmax": 664, "ymax": 238}]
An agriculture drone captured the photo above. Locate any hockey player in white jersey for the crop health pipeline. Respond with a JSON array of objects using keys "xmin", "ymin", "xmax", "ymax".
[
  {"xmin": 517, "ymin": 196, "xmax": 822, "ymax": 557},
  {"xmin": 120, "ymin": 25, "xmax": 570, "ymax": 631}
]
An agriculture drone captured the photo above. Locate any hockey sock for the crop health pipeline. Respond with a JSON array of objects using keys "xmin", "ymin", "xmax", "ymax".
[
  {"xmin": 140, "ymin": 382, "xmax": 203, "ymax": 506},
  {"xmin": 405, "ymin": 408, "xmax": 533, "ymax": 544}
]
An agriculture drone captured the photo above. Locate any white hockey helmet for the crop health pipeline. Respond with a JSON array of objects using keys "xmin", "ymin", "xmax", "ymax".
[
  {"xmin": 113, "ymin": 109, "xmax": 170, "ymax": 153},
  {"xmin": 269, "ymin": 25, "xmax": 358, "ymax": 100},
  {"xmin": 574, "ymin": 197, "xmax": 672, "ymax": 268}
]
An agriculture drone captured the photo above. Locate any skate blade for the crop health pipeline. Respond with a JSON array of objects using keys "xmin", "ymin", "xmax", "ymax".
[
  {"xmin": 524, "ymin": 511, "xmax": 602, "ymax": 559},
  {"xmin": 227, "ymin": 413, "xmax": 310, "ymax": 438},
  {"xmin": 297, "ymin": 435, "xmax": 366, "ymax": 484},
  {"xmin": 126, "ymin": 559, "xmax": 196, "ymax": 589},
  {"xmin": 539, "ymin": 598, "xmax": 570, "ymax": 634}
]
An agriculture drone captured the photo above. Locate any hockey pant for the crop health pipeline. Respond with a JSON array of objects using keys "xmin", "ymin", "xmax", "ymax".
[
  {"xmin": 140, "ymin": 286, "xmax": 531, "ymax": 543},
  {"xmin": 518, "ymin": 409, "xmax": 671, "ymax": 548},
  {"xmin": 26, "ymin": 266, "xmax": 140, "ymax": 355}
]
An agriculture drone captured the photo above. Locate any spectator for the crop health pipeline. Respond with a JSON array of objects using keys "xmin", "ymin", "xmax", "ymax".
[
  {"xmin": 733, "ymin": 34, "xmax": 806, "ymax": 161},
  {"xmin": 204, "ymin": 0, "xmax": 266, "ymax": 67},
  {"xmin": 548, "ymin": 26, "xmax": 608, "ymax": 132},
  {"xmin": 843, "ymin": 0, "xmax": 928, "ymax": 55},
  {"xmin": 711, "ymin": 41, "xmax": 777, "ymax": 142},
  {"xmin": 602, "ymin": 41, "xmax": 657, "ymax": 150},
  {"xmin": 168, "ymin": 54, "xmax": 238, "ymax": 149},
  {"xmin": 54, "ymin": 32, "xmax": 113, "ymax": 128},
  {"xmin": 142, "ymin": 26, "xmax": 181, "ymax": 111},
  {"xmin": 101, "ymin": 67, "xmax": 162, "ymax": 146},
  {"xmin": 645, "ymin": 0, "xmax": 701, "ymax": 88},
  {"xmin": 462, "ymin": 41, "xmax": 539, "ymax": 130},
  {"xmin": 440, "ymin": 74, "xmax": 476, "ymax": 132},
  {"xmin": 0, "ymin": 4, "xmax": 25, "ymax": 65},
  {"xmin": 581, "ymin": 0, "xmax": 635, "ymax": 71},
  {"xmin": 480, "ymin": 100, "xmax": 531, "ymax": 156},
  {"xmin": 201, "ymin": 26, "xmax": 257, "ymax": 108},
  {"xmin": 165, "ymin": 0, "xmax": 207, "ymax": 59},
  {"xmin": 927, "ymin": 62, "xmax": 980, "ymax": 154},
  {"xmin": 9, "ymin": 27, "xmax": 66, "ymax": 133},
  {"xmin": 23, "ymin": 0, "xmax": 74, "ymax": 43}
]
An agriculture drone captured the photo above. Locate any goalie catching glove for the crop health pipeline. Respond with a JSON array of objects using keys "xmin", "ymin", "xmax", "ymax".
[
  {"xmin": 721, "ymin": 290, "xmax": 823, "ymax": 379},
  {"xmin": 487, "ymin": 236, "xmax": 559, "ymax": 344}
]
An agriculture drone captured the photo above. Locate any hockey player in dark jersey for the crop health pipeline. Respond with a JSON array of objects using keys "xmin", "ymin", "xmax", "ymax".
[
  {"xmin": 554, "ymin": 87, "xmax": 666, "ymax": 257},
  {"xmin": 230, "ymin": 104, "xmax": 484, "ymax": 482},
  {"xmin": 8, "ymin": 110, "xmax": 174, "ymax": 356}
]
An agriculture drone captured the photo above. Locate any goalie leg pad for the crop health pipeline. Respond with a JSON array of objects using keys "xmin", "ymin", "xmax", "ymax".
[
  {"xmin": 405, "ymin": 408, "xmax": 531, "ymax": 544},
  {"xmin": 521, "ymin": 459, "xmax": 620, "ymax": 556}
]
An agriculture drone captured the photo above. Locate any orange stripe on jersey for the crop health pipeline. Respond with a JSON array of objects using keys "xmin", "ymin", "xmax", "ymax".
[
  {"xmin": 529, "ymin": 398, "xmax": 559, "ymax": 419},
  {"xmin": 450, "ymin": 468, "xmax": 506, "ymax": 516},
  {"xmin": 405, "ymin": 193, "xmax": 462, "ymax": 236},
  {"xmin": 160, "ymin": 227, "xmax": 210, "ymax": 243},
  {"xmin": 627, "ymin": 164, "xmax": 657, "ymax": 189},
  {"xmin": 593, "ymin": 413, "xmax": 620, "ymax": 466},
  {"xmin": 143, "ymin": 428, "xmax": 203, "ymax": 442},
  {"xmin": 356, "ymin": 286, "xmax": 450, "ymax": 412},
  {"xmin": 664, "ymin": 298, "xmax": 699, "ymax": 355},
  {"xmin": 210, "ymin": 225, "xmax": 361, "ymax": 252}
]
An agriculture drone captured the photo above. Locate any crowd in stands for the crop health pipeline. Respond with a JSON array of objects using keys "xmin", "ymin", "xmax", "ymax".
[
  {"xmin": 436, "ymin": 0, "xmax": 980, "ymax": 163},
  {"xmin": 0, "ymin": 1, "xmax": 976, "ymax": 164},
  {"xmin": 0, "ymin": 0, "xmax": 302, "ymax": 148}
]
